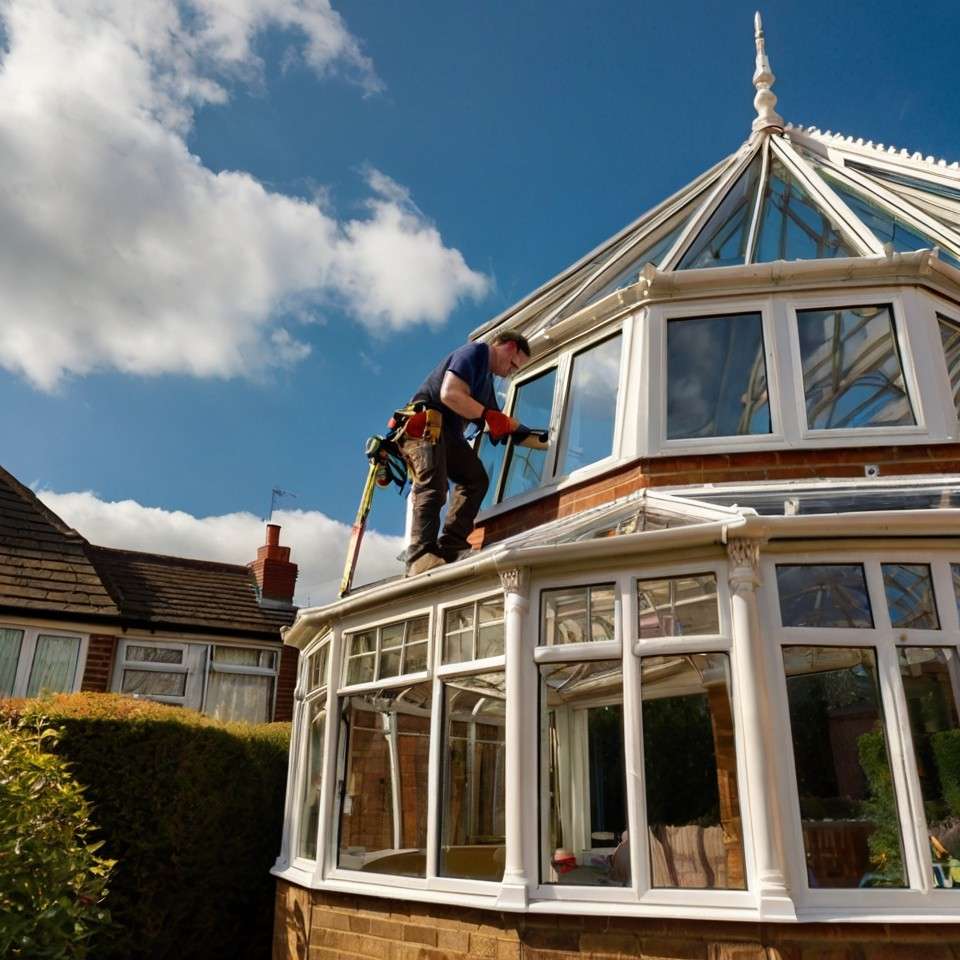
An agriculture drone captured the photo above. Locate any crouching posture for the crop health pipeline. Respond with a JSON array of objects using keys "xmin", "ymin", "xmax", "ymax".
[{"xmin": 400, "ymin": 329, "xmax": 546, "ymax": 576}]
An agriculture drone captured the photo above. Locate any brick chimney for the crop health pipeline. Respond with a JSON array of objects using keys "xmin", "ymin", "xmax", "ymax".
[{"xmin": 249, "ymin": 523, "xmax": 298, "ymax": 607}]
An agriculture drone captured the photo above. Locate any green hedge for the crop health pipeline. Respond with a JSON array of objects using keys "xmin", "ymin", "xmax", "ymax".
[
  {"xmin": 0, "ymin": 694, "xmax": 290, "ymax": 960},
  {"xmin": 933, "ymin": 728, "xmax": 960, "ymax": 815}
]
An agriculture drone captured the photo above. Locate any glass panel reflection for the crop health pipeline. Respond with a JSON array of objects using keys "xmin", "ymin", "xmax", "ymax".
[
  {"xmin": 337, "ymin": 682, "xmax": 433, "ymax": 877},
  {"xmin": 897, "ymin": 647, "xmax": 960, "ymax": 888},
  {"xmin": 777, "ymin": 564, "xmax": 873, "ymax": 628},
  {"xmin": 501, "ymin": 368, "xmax": 557, "ymax": 500},
  {"xmin": 26, "ymin": 635, "xmax": 80, "ymax": 696},
  {"xmin": 0, "ymin": 628, "xmax": 24, "ymax": 696},
  {"xmin": 783, "ymin": 646, "xmax": 906, "ymax": 888},
  {"xmin": 638, "ymin": 574, "xmax": 720, "ymax": 638},
  {"xmin": 882, "ymin": 563, "xmax": 940, "ymax": 629},
  {"xmin": 797, "ymin": 304, "xmax": 914, "ymax": 430},
  {"xmin": 557, "ymin": 335, "xmax": 622, "ymax": 475},
  {"xmin": 297, "ymin": 698, "xmax": 327, "ymax": 860},
  {"xmin": 642, "ymin": 653, "xmax": 746, "ymax": 889},
  {"xmin": 476, "ymin": 598, "xmax": 505, "ymax": 659},
  {"xmin": 443, "ymin": 598, "xmax": 504, "ymax": 663},
  {"xmin": 754, "ymin": 155, "xmax": 855, "ymax": 263},
  {"xmin": 439, "ymin": 672, "xmax": 506, "ymax": 880},
  {"xmin": 541, "ymin": 660, "xmax": 628, "ymax": 885},
  {"xmin": 678, "ymin": 153, "xmax": 763, "ymax": 269},
  {"xmin": 541, "ymin": 584, "xmax": 616, "ymax": 645},
  {"xmin": 345, "ymin": 630, "xmax": 376, "ymax": 685},
  {"xmin": 940, "ymin": 316, "xmax": 960, "ymax": 421},
  {"xmin": 667, "ymin": 313, "xmax": 770, "ymax": 439}
]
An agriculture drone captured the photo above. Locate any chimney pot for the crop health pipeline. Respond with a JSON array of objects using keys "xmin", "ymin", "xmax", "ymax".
[{"xmin": 266, "ymin": 523, "xmax": 281, "ymax": 546}]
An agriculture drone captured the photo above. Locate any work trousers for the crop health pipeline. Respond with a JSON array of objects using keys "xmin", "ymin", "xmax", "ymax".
[{"xmin": 401, "ymin": 431, "xmax": 489, "ymax": 565}]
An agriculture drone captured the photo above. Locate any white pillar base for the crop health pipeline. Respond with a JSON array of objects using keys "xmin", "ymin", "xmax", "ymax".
[{"xmin": 495, "ymin": 881, "xmax": 529, "ymax": 910}]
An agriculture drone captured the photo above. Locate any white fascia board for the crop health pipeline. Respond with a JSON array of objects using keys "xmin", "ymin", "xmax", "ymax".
[{"xmin": 738, "ymin": 508, "xmax": 960, "ymax": 541}]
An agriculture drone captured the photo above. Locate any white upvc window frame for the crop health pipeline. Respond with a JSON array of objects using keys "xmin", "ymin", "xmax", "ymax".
[
  {"xmin": 759, "ymin": 545, "xmax": 960, "ymax": 916},
  {"xmin": 928, "ymin": 291, "xmax": 960, "ymax": 439},
  {"xmin": 339, "ymin": 607, "xmax": 433, "ymax": 693},
  {"xmin": 436, "ymin": 590, "xmax": 506, "ymax": 668},
  {"xmin": 114, "ymin": 637, "xmax": 201, "ymax": 707},
  {"xmin": 0, "ymin": 621, "xmax": 88, "ymax": 697}
]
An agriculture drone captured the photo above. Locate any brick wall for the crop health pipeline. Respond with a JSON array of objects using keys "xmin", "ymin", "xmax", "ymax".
[
  {"xmin": 275, "ymin": 644, "xmax": 299, "ymax": 722},
  {"xmin": 80, "ymin": 633, "xmax": 117, "ymax": 691},
  {"xmin": 470, "ymin": 442, "xmax": 960, "ymax": 548},
  {"xmin": 273, "ymin": 880, "xmax": 960, "ymax": 960}
]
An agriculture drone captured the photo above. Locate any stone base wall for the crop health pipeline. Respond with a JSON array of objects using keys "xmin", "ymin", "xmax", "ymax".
[{"xmin": 273, "ymin": 880, "xmax": 960, "ymax": 960}]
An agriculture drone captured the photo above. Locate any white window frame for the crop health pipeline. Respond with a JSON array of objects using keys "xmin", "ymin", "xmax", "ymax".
[
  {"xmin": 436, "ymin": 590, "xmax": 506, "ymax": 673},
  {"xmin": 340, "ymin": 608, "xmax": 433, "ymax": 693},
  {"xmin": 0, "ymin": 621, "xmax": 88, "ymax": 697},
  {"xmin": 928, "ymin": 291, "xmax": 960, "ymax": 439}
]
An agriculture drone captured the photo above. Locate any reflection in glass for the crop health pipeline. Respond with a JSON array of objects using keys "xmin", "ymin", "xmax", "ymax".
[
  {"xmin": 477, "ymin": 431, "xmax": 507, "ymax": 511},
  {"xmin": 797, "ymin": 304, "xmax": 914, "ymax": 430},
  {"xmin": 638, "ymin": 574, "xmax": 720, "ymax": 638},
  {"xmin": 557, "ymin": 335, "xmax": 622, "ymax": 475},
  {"xmin": 297, "ymin": 698, "xmax": 327, "ymax": 860},
  {"xmin": 307, "ymin": 643, "xmax": 329, "ymax": 692},
  {"xmin": 443, "ymin": 598, "xmax": 504, "ymax": 664},
  {"xmin": 754, "ymin": 155, "xmax": 855, "ymax": 263},
  {"xmin": 540, "ymin": 660, "xmax": 628, "ymax": 885},
  {"xmin": 121, "ymin": 669, "xmax": 186, "ymax": 697},
  {"xmin": 541, "ymin": 584, "xmax": 616, "ymax": 645},
  {"xmin": 0, "ymin": 628, "xmax": 24, "ymax": 696},
  {"xmin": 783, "ymin": 646, "xmax": 906, "ymax": 888},
  {"xmin": 940, "ymin": 316, "xmax": 960, "ymax": 420},
  {"xmin": 477, "ymin": 598, "xmax": 505, "ymax": 659},
  {"xmin": 642, "ymin": 653, "xmax": 746, "ymax": 889},
  {"xmin": 439, "ymin": 672, "xmax": 506, "ymax": 880},
  {"xmin": 26, "ymin": 635, "xmax": 80, "ymax": 697},
  {"xmin": 678, "ymin": 153, "xmax": 763, "ymax": 269},
  {"xmin": 501, "ymin": 368, "xmax": 557, "ymax": 500},
  {"xmin": 667, "ymin": 312, "xmax": 770, "ymax": 439},
  {"xmin": 337, "ymin": 682, "xmax": 433, "ymax": 877},
  {"xmin": 345, "ymin": 631, "xmax": 376, "ymax": 685},
  {"xmin": 882, "ymin": 564, "xmax": 940, "ymax": 629},
  {"xmin": 777, "ymin": 564, "xmax": 873, "ymax": 628},
  {"xmin": 897, "ymin": 647, "xmax": 960, "ymax": 888},
  {"xmin": 127, "ymin": 645, "xmax": 182, "ymax": 664}
]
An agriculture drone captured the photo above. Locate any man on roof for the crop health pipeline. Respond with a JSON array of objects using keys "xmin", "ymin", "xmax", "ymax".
[{"xmin": 399, "ymin": 329, "xmax": 547, "ymax": 576}]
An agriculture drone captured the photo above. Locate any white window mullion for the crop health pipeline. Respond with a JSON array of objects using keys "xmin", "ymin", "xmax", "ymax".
[{"xmin": 424, "ymin": 673, "xmax": 444, "ymax": 880}]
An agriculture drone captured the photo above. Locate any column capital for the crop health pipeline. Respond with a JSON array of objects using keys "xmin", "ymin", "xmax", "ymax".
[
  {"xmin": 498, "ymin": 565, "xmax": 529, "ymax": 596},
  {"xmin": 727, "ymin": 537, "xmax": 762, "ymax": 589}
]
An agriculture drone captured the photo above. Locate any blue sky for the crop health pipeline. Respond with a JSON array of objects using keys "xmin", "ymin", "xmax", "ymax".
[{"xmin": 2, "ymin": 0, "xmax": 959, "ymax": 601}]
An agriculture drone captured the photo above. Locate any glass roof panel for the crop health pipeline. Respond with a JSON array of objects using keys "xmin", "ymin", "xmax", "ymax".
[
  {"xmin": 844, "ymin": 161, "xmax": 960, "ymax": 203},
  {"xmin": 754, "ymin": 155, "xmax": 856, "ymax": 262},
  {"xmin": 677, "ymin": 153, "xmax": 763, "ymax": 270}
]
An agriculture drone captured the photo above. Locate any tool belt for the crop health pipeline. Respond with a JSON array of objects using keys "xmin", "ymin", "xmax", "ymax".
[
  {"xmin": 363, "ymin": 403, "xmax": 443, "ymax": 493},
  {"xmin": 389, "ymin": 402, "xmax": 442, "ymax": 444}
]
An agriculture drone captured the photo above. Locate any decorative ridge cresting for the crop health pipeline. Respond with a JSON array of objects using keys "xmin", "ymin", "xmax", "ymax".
[
  {"xmin": 784, "ymin": 123, "xmax": 960, "ymax": 171},
  {"xmin": 752, "ymin": 11, "xmax": 783, "ymax": 134}
]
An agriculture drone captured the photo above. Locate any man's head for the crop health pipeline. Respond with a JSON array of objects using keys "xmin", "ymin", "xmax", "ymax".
[{"xmin": 488, "ymin": 329, "xmax": 531, "ymax": 377}]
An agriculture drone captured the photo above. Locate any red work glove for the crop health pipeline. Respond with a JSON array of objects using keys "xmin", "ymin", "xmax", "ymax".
[{"xmin": 483, "ymin": 408, "xmax": 518, "ymax": 440}]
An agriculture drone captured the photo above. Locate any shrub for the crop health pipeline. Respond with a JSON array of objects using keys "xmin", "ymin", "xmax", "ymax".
[
  {"xmin": 857, "ymin": 728, "xmax": 904, "ymax": 886},
  {"xmin": 933, "ymin": 728, "xmax": 960, "ymax": 816},
  {"xmin": 0, "ymin": 693, "xmax": 290, "ymax": 960},
  {"xmin": 0, "ymin": 718, "xmax": 114, "ymax": 959}
]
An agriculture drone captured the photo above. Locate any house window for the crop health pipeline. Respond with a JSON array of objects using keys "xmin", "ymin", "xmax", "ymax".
[
  {"xmin": 501, "ymin": 368, "xmax": 558, "ymax": 500},
  {"xmin": 637, "ymin": 574, "xmax": 719, "ymax": 638},
  {"xmin": 439, "ymin": 671, "xmax": 506, "ymax": 880},
  {"xmin": 881, "ymin": 563, "xmax": 939, "ymax": 630},
  {"xmin": 540, "ymin": 584, "xmax": 616, "ymax": 645},
  {"xmin": 297, "ymin": 636, "xmax": 330, "ymax": 862},
  {"xmin": 782, "ymin": 645, "xmax": 907, "ymax": 889},
  {"xmin": 336, "ymin": 681, "xmax": 433, "ymax": 877},
  {"xmin": 776, "ymin": 564, "xmax": 874, "ymax": 628},
  {"xmin": 641, "ymin": 653, "xmax": 746, "ymax": 889},
  {"xmin": 540, "ymin": 659, "xmax": 628, "ymax": 885},
  {"xmin": 556, "ymin": 334, "xmax": 622, "ymax": 475},
  {"xmin": 442, "ymin": 597, "xmax": 504, "ymax": 664},
  {"xmin": 0, "ymin": 626, "xmax": 84, "ymax": 698},
  {"xmin": 666, "ymin": 312, "xmax": 770, "ymax": 440},
  {"xmin": 344, "ymin": 615, "xmax": 430, "ymax": 686},
  {"xmin": 796, "ymin": 304, "xmax": 915, "ymax": 430},
  {"xmin": 938, "ymin": 315, "xmax": 960, "ymax": 420},
  {"xmin": 206, "ymin": 646, "xmax": 278, "ymax": 723}
]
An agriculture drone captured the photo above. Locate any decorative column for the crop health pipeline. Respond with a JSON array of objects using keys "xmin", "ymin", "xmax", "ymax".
[
  {"xmin": 727, "ymin": 538, "xmax": 795, "ymax": 918},
  {"xmin": 497, "ymin": 566, "xmax": 530, "ymax": 909}
]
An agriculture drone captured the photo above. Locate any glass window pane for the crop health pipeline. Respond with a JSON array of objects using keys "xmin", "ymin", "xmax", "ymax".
[
  {"xmin": 443, "ymin": 604, "xmax": 475, "ymax": 664},
  {"xmin": 667, "ymin": 313, "xmax": 770, "ymax": 439},
  {"xmin": 337, "ymin": 682, "xmax": 433, "ymax": 877},
  {"xmin": 127, "ymin": 644, "xmax": 183, "ymax": 664},
  {"xmin": 212, "ymin": 646, "xmax": 276, "ymax": 668},
  {"xmin": 380, "ymin": 623, "xmax": 404, "ymax": 649},
  {"xmin": 0, "ymin": 628, "xmax": 24, "ymax": 697},
  {"xmin": 882, "ymin": 564, "xmax": 940, "ymax": 629},
  {"xmin": 501, "ymin": 368, "xmax": 557, "ymax": 500},
  {"xmin": 557, "ymin": 335, "xmax": 621, "ymax": 475},
  {"xmin": 939, "ymin": 316, "xmax": 960, "ymax": 421},
  {"xmin": 476, "ymin": 598, "xmax": 505, "ymax": 659},
  {"xmin": 783, "ymin": 646, "xmax": 907, "ymax": 888},
  {"xmin": 642, "ymin": 653, "xmax": 746, "ymax": 889},
  {"xmin": 540, "ymin": 659, "xmax": 628, "ymax": 885},
  {"xmin": 797, "ymin": 304, "xmax": 914, "ymax": 430},
  {"xmin": 439, "ymin": 672, "xmax": 506, "ymax": 880},
  {"xmin": 406, "ymin": 616, "xmax": 429, "ymax": 643},
  {"xmin": 308, "ymin": 645, "xmax": 329, "ymax": 692},
  {"xmin": 777, "ymin": 564, "xmax": 874, "ymax": 628},
  {"xmin": 121, "ymin": 669, "xmax": 186, "ymax": 697},
  {"xmin": 346, "ymin": 653, "xmax": 375, "ymax": 686},
  {"xmin": 205, "ymin": 672, "xmax": 273, "ymax": 723},
  {"xmin": 27, "ymin": 635, "xmax": 80, "ymax": 696},
  {"xmin": 542, "ymin": 584, "xmax": 616, "ymax": 645},
  {"xmin": 678, "ymin": 153, "xmax": 763, "ymax": 270},
  {"xmin": 403, "ymin": 642, "xmax": 428, "ymax": 674},
  {"xmin": 896, "ymin": 647, "xmax": 960, "ymax": 889},
  {"xmin": 477, "ymin": 432, "xmax": 507, "ymax": 512},
  {"xmin": 377, "ymin": 649, "xmax": 401, "ymax": 680},
  {"xmin": 297, "ymin": 698, "xmax": 327, "ymax": 860},
  {"xmin": 754, "ymin": 155, "xmax": 856, "ymax": 263},
  {"xmin": 638, "ymin": 574, "xmax": 720, "ymax": 638}
]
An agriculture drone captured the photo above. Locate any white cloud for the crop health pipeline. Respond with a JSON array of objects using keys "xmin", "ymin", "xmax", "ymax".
[
  {"xmin": 0, "ymin": 0, "xmax": 489, "ymax": 390},
  {"xmin": 37, "ymin": 488, "xmax": 404, "ymax": 606}
]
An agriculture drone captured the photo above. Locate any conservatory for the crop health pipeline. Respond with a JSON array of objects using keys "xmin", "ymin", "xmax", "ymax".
[{"xmin": 273, "ymin": 16, "xmax": 960, "ymax": 960}]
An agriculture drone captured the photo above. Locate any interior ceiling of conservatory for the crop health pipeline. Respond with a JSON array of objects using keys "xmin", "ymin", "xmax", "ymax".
[{"xmin": 481, "ymin": 14, "xmax": 960, "ymax": 341}]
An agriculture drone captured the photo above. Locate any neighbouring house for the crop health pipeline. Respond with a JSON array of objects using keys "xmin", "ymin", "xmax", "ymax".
[
  {"xmin": 0, "ymin": 463, "xmax": 299, "ymax": 723},
  {"xmin": 272, "ymin": 16, "xmax": 960, "ymax": 960}
]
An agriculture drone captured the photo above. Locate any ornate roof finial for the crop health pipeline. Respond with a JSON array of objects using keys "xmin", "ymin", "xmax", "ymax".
[{"xmin": 752, "ymin": 12, "xmax": 784, "ymax": 134}]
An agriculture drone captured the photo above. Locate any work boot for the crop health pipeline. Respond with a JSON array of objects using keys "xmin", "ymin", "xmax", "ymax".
[{"xmin": 406, "ymin": 552, "xmax": 446, "ymax": 577}]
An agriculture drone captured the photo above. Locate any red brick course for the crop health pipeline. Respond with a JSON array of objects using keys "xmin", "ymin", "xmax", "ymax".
[
  {"xmin": 274, "ymin": 644, "xmax": 299, "ymax": 722},
  {"xmin": 80, "ymin": 633, "xmax": 117, "ymax": 692}
]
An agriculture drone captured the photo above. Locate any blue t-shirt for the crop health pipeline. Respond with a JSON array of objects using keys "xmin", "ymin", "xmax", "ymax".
[{"xmin": 412, "ymin": 342, "xmax": 499, "ymax": 435}]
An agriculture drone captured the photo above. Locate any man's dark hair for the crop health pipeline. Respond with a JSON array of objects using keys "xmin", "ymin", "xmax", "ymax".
[{"xmin": 493, "ymin": 329, "xmax": 531, "ymax": 357}]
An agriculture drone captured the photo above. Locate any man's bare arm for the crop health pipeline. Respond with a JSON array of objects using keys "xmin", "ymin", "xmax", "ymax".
[{"xmin": 440, "ymin": 371, "xmax": 520, "ymax": 432}]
